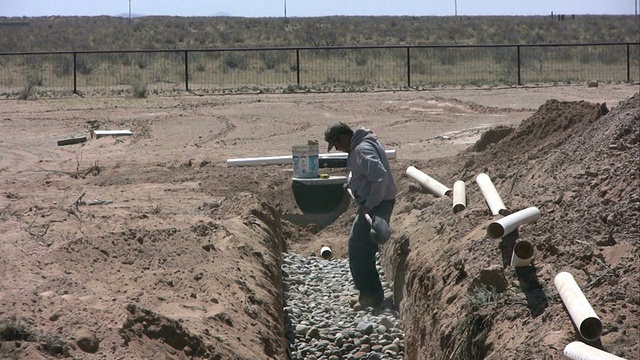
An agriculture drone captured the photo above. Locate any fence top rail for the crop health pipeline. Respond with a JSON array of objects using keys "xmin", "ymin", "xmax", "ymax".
[{"xmin": 1, "ymin": 42, "xmax": 638, "ymax": 56}]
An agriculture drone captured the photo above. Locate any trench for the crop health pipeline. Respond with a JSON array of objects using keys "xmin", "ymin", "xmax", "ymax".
[{"xmin": 278, "ymin": 197, "xmax": 407, "ymax": 359}]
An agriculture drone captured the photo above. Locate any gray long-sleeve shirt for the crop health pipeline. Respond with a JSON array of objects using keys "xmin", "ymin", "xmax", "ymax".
[{"xmin": 347, "ymin": 128, "xmax": 397, "ymax": 210}]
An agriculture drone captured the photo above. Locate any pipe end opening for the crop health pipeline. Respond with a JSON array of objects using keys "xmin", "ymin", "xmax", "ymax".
[
  {"xmin": 580, "ymin": 317, "xmax": 603, "ymax": 341},
  {"xmin": 498, "ymin": 209, "xmax": 512, "ymax": 216},
  {"xmin": 453, "ymin": 204, "xmax": 466, "ymax": 214},
  {"xmin": 514, "ymin": 241, "xmax": 534, "ymax": 259},
  {"xmin": 487, "ymin": 222, "xmax": 505, "ymax": 239}
]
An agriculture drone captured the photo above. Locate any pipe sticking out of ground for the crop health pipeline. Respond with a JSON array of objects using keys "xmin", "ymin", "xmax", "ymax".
[
  {"xmin": 406, "ymin": 166, "xmax": 451, "ymax": 197},
  {"xmin": 486, "ymin": 206, "xmax": 541, "ymax": 239},
  {"xmin": 476, "ymin": 173, "xmax": 509, "ymax": 216},
  {"xmin": 452, "ymin": 180, "xmax": 466, "ymax": 213},
  {"xmin": 563, "ymin": 341, "xmax": 626, "ymax": 360},
  {"xmin": 554, "ymin": 272, "xmax": 603, "ymax": 342}
]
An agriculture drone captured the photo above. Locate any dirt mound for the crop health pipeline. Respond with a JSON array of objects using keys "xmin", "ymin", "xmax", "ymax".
[{"xmin": 389, "ymin": 93, "xmax": 639, "ymax": 359}]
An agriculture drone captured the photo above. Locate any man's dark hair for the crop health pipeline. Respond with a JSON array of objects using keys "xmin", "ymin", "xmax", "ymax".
[{"xmin": 324, "ymin": 122, "xmax": 353, "ymax": 143}]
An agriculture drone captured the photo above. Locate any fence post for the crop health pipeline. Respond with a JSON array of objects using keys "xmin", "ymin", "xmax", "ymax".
[
  {"xmin": 406, "ymin": 47, "xmax": 411, "ymax": 88},
  {"xmin": 73, "ymin": 52, "xmax": 77, "ymax": 94},
  {"xmin": 184, "ymin": 50, "xmax": 189, "ymax": 91},
  {"xmin": 517, "ymin": 45, "xmax": 522, "ymax": 86},
  {"xmin": 626, "ymin": 43, "xmax": 631, "ymax": 83},
  {"xmin": 296, "ymin": 48, "xmax": 300, "ymax": 86}
]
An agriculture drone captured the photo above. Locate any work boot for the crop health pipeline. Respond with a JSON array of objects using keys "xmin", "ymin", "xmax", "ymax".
[{"xmin": 358, "ymin": 293, "xmax": 384, "ymax": 309}]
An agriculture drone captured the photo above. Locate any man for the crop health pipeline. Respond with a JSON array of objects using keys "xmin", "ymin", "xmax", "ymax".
[{"xmin": 324, "ymin": 122, "xmax": 397, "ymax": 308}]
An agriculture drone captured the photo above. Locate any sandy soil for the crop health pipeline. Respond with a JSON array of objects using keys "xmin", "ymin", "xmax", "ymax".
[{"xmin": 0, "ymin": 83, "xmax": 638, "ymax": 359}]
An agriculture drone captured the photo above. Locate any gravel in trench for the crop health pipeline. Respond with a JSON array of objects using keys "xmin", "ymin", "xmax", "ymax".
[{"xmin": 283, "ymin": 252, "xmax": 405, "ymax": 360}]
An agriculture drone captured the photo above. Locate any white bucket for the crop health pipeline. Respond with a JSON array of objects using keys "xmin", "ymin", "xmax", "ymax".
[{"xmin": 292, "ymin": 144, "xmax": 319, "ymax": 178}]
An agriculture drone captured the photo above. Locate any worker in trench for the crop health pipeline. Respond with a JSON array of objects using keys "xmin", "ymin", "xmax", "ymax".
[{"xmin": 324, "ymin": 122, "xmax": 397, "ymax": 308}]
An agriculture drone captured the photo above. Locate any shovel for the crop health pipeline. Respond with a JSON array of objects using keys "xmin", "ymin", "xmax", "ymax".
[
  {"xmin": 347, "ymin": 188, "xmax": 392, "ymax": 244},
  {"xmin": 365, "ymin": 213, "xmax": 391, "ymax": 244}
]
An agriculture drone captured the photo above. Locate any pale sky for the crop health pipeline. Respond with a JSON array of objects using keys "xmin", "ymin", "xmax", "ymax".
[{"xmin": 0, "ymin": 0, "xmax": 637, "ymax": 18}]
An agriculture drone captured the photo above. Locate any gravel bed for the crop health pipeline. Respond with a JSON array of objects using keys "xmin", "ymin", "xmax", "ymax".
[{"xmin": 283, "ymin": 252, "xmax": 405, "ymax": 360}]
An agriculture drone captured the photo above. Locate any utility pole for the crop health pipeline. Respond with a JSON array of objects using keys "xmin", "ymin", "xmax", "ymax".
[
  {"xmin": 284, "ymin": 0, "xmax": 287, "ymax": 18},
  {"xmin": 455, "ymin": 0, "xmax": 458, "ymax": 16},
  {"xmin": 129, "ymin": 0, "xmax": 132, "ymax": 20}
]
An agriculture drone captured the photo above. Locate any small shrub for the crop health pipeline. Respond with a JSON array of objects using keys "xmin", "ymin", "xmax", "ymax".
[
  {"xmin": 132, "ymin": 81, "xmax": 147, "ymax": 98},
  {"xmin": 355, "ymin": 52, "xmax": 368, "ymax": 67},
  {"xmin": 0, "ymin": 319, "xmax": 35, "ymax": 341},
  {"xmin": 259, "ymin": 51, "xmax": 287, "ymax": 70},
  {"xmin": 222, "ymin": 53, "xmax": 248, "ymax": 71},
  {"xmin": 76, "ymin": 57, "xmax": 94, "ymax": 75}
]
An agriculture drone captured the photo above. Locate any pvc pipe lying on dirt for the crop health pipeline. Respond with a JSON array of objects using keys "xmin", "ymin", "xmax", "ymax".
[
  {"xmin": 320, "ymin": 246, "xmax": 333, "ymax": 259},
  {"xmin": 406, "ymin": 166, "xmax": 451, "ymax": 197},
  {"xmin": 510, "ymin": 240, "xmax": 534, "ymax": 267},
  {"xmin": 226, "ymin": 150, "xmax": 396, "ymax": 167},
  {"xmin": 486, "ymin": 206, "xmax": 541, "ymax": 239},
  {"xmin": 476, "ymin": 173, "xmax": 509, "ymax": 216},
  {"xmin": 554, "ymin": 272, "xmax": 603, "ymax": 341},
  {"xmin": 563, "ymin": 341, "xmax": 626, "ymax": 360},
  {"xmin": 452, "ymin": 180, "xmax": 466, "ymax": 213}
]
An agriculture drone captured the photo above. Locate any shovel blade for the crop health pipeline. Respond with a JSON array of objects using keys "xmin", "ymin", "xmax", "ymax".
[{"xmin": 370, "ymin": 216, "xmax": 391, "ymax": 244}]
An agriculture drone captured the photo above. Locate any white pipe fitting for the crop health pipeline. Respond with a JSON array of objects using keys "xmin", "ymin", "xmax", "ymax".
[
  {"xmin": 406, "ymin": 166, "xmax": 451, "ymax": 197},
  {"xmin": 487, "ymin": 206, "xmax": 541, "ymax": 239},
  {"xmin": 475, "ymin": 173, "xmax": 509, "ymax": 216},
  {"xmin": 452, "ymin": 180, "xmax": 466, "ymax": 213},
  {"xmin": 320, "ymin": 246, "xmax": 333, "ymax": 259},
  {"xmin": 510, "ymin": 240, "xmax": 534, "ymax": 267},
  {"xmin": 564, "ymin": 341, "xmax": 626, "ymax": 360},
  {"xmin": 554, "ymin": 272, "xmax": 603, "ymax": 341}
]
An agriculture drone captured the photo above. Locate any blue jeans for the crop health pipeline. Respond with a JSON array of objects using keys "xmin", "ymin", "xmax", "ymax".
[{"xmin": 348, "ymin": 199, "xmax": 395, "ymax": 300}]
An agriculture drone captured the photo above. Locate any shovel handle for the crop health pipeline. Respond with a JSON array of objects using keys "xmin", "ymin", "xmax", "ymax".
[
  {"xmin": 348, "ymin": 188, "xmax": 373, "ymax": 225},
  {"xmin": 364, "ymin": 213, "xmax": 373, "ymax": 225}
]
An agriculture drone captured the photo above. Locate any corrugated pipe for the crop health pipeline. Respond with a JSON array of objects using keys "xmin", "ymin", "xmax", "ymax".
[
  {"xmin": 554, "ymin": 272, "xmax": 603, "ymax": 341},
  {"xmin": 476, "ymin": 173, "xmax": 509, "ymax": 216},
  {"xmin": 486, "ymin": 206, "xmax": 541, "ymax": 239},
  {"xmin": 563, "ymin": 341, "xmax": 626, "ymax": 360},
  {"xmin": 406, "ymin": 166, "xmax": 451, "ymax": 197},
  {"xmin": 452, "ymin": 180, "xmax": 466, "ymax": 213}
]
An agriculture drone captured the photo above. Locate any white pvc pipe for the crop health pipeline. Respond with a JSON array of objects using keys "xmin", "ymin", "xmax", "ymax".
[
  {"xmin": 510, "ymin": 240, "xmax": 534, "ymax": 267},
  {"xmin": 406, "ymin": 166, "xmax": 451, "ymax": 197},
  {"xmin": 564, "ymin": 341, "xmax": 626, "ymax": 360},
  {"xmin": 320, "ymin": 246, "xmax": 333, "ymax": 259},
  {"xmin": 226, "ymin": 150, "xmax": 396, "ymax": 167},
  {"xmin": 554, "ymin": 272, "xmax": 603, "ymax": 341},
  {"xmin": 476, "ymin": 173, "xmax": 508, "ymax": 216},
  {"xmin": 486, "ymin": 206, "xmax": 541, "ymax": 239},
  {"xmin": 452, "ymin": 180, "xmax": 466, "ymax": 213}
]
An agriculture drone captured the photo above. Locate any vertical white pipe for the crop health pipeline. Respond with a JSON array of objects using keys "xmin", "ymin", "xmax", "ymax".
[
  {"xmin": 510, "ymin": 240, "xmax": 534, "ymax": 267},
  {"xmin": 554, "ymin": 272, "xmax": 603, "ymax": 341},
  {"xmin": 406, "ymin": 166, "xmax": 451, "ymax": 197},
  {"xmin": 486, "ymin": 206, "xmax": 541, "ymax": 239},
  {"xmin": 452, "ymin": 180, "xmax": 466, "ymax": 213},
  {"xmin": 563, "ymin": 341, "xmax": 626, "ymax": 360},
  {"xmin": 476, "ymin": 173, "xmax": 508, "ymax": 216}
]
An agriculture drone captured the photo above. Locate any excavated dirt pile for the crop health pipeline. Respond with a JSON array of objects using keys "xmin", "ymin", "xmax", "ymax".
[{"xmin": 385, "ymin": 93, "xmax": 639, "ymax": 359}]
